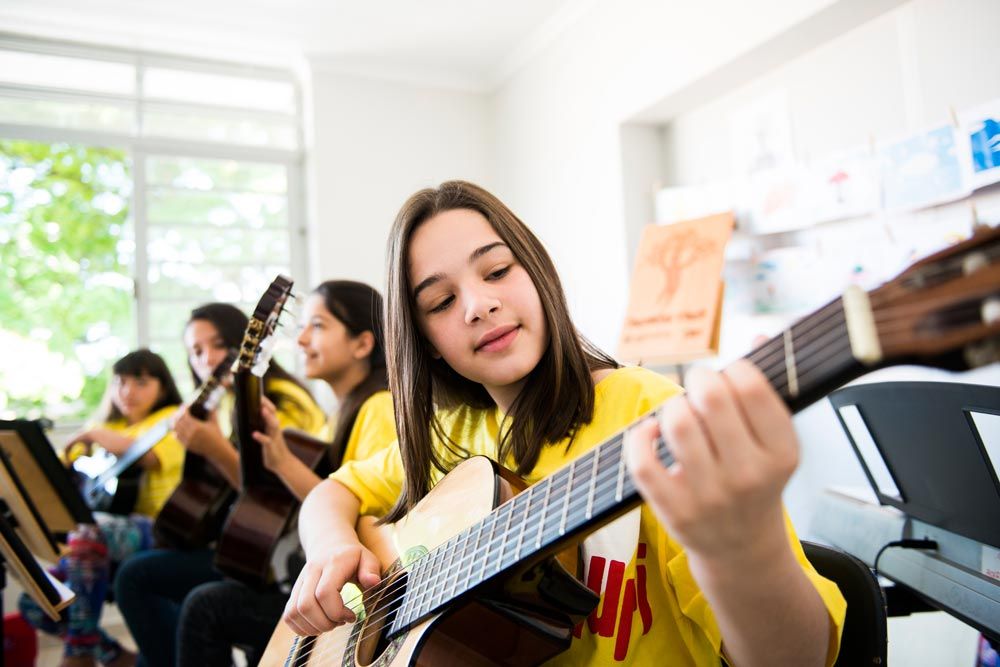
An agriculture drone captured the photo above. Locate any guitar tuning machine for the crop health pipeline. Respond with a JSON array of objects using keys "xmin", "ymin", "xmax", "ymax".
[
  {"xmin": 962, "ymin": 252, "xmax": 989, "ymax": 275},
  {"xmin": 983, "ymin": 297, "xmax": 1000, "ymax": 326},
  {"xmin": 964, "ymin": 338, "xmax": 1000, "ymax": 368}
]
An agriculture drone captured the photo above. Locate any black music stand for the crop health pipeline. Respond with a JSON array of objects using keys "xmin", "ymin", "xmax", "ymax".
[
  {"xmin": 0, "ymin": 420, "xmax": 93, "ymax": 545},
  {"xmin": 829, "ymin": 381, "xmax": 1000, "ymax": 550}
]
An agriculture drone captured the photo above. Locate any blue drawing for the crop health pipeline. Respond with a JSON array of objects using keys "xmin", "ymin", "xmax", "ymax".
[
  {"xmin": 880, "ymin": 125, "xmax": 968, "ymax": 211},
  {"xmin": 969, "ymin": 117, "xmax": 1000, "ymax": 173}
]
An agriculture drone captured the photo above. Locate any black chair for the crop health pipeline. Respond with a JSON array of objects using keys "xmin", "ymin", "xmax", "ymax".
[{"xmin": 802, "ymin": 541, "xmax": 887, "ymax": 666}]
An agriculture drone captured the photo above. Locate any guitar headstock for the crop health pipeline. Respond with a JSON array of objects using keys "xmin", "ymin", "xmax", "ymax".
[
  {"xmin": 868, "ymin": 224, "xmax": 1000, "ymax": 370},
  {"xmin": 236, "ymin": 275, "xmax": 295, "ymax": 378},
  {"xmin": 188, "ymin": 348, "xmax": 238, "ymax": 419}
]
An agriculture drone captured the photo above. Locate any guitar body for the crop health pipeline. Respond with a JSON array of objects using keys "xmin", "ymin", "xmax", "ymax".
[
  {"xmin": 153, "ymin": 451, "xmax": 235, "ymax": 549},
  {"xmin": 214, "ymin": 429, "xmax": 330, "ymax": 585},
  {"xmin": 259, "ymin": 456, "xmax": 598, "ymax": 666},
  {"xmin": 72, "ymin": 455, "xmax": 142, "ymax": 515}
]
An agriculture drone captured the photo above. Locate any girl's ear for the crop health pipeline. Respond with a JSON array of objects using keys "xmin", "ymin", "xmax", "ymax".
[
  {"xmin": 427, "ymin": 342, "xmax": 442, "ymax": 360},
  {"xmin": 353, "ymin": 330, "xmax": 376, "ymax": 360}
]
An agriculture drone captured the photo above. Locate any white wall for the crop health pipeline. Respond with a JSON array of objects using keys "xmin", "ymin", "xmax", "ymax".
[
  {"xmin": 305, "ymin": 69, "xmax": 493, "ymax": 291},
  {"xmin": 490, "ymin": 0, "xmax": 996, "ymax": 662},
  {"xmin": 489, "ymin": 0, "xmax": 874, "ymax": 349}
]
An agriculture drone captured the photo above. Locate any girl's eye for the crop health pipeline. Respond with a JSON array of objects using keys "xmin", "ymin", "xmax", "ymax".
[
  {"xmin": 429, "ymin": 295, "xmax": 454, "ymax": 314},
  {"xmin": 487, "ymin": 266, "xmax": 510, "ymax": 281}
]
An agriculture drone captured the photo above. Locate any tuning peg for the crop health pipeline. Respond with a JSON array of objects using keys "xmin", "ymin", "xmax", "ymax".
[
  {"xmin": 984, "ymin": 297, "xmax": 1000, "ymax": 326},
  {"xmin": 963, "ymin": 253, "xmax": 990, "ymax": 275},
  {"xmin": 965, "ymin": 338, "xmax": 1000, "ymax": 368}
]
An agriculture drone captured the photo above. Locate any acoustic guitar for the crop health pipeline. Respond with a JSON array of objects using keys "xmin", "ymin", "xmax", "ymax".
[
  {"xmin": 214, "ymin": 275, "xmax": 329, "ymax": 586},
  {"xmin": 74, "ymin": 350, "xmax": 235, "ymax": 516},
  {"xmin": 261, "ymin": 226, "xmax": 1000, "ymax": 666},
  {"xmin": 152, "ymin": 350, "xmax": 238, "ymax": 549}
]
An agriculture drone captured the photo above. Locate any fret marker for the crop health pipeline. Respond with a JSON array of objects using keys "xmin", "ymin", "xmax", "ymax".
[
  {"xmin": 843, "ymin": 285, "xmax": 883, "ymax": 364},
  {"xmin": 783, "ymin": 329, "xmax": 799, "ymax": 398}
]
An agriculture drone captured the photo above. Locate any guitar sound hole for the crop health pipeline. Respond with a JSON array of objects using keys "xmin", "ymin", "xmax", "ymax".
[
  {"xmin": 290, "ymin": 635, "xmax": 316, "ymax": 666},
  {"xmin": 355, "ymin": 571, "xmax": 408, "ymax": 667}
]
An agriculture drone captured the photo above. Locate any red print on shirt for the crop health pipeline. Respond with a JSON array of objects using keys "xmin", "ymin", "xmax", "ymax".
[{"xmin": 574, "ymin": 542, "xmax": 653, "ymax": 661}]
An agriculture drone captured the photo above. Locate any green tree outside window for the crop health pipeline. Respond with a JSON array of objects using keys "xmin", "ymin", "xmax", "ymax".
[{"xmin": 0, "ymin": 139, "xmax": 134, "ymax": 423}]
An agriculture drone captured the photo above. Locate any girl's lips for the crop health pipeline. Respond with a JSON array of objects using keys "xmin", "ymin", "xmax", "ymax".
[{"xmin": 476, "ymin": 326, "xmax": 520, "ymax": 353}]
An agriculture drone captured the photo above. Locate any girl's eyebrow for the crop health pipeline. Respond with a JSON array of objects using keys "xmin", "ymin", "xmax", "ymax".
[{"xmin": 412, "ymin": 242, "xmax": 508, "ymax": 299}]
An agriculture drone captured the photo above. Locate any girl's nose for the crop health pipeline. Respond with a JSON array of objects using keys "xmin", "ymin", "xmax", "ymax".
[{"xmin": 464, "ymin": 292, "xmax": 501, "ymax": 325}]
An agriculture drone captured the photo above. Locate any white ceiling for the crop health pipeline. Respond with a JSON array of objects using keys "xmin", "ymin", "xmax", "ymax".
[{"xmin": 0, "ymin": 0, "xmax": 593, "ymax": 90}]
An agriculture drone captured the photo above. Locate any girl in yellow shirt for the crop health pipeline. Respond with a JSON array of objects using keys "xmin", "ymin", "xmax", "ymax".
[
  {"xmin": 19, "ymin": 348, "xmax": 185, "ymax": 667},
  {"xmin": 175, "ymin": 281, "xmax": 398, "ymax": 667},
  {"xmin": 285, "ymin": 181, "xmax": 847, "ymax": 667},
  {"xmin": 114, "ymin": 301, "xmax": 326, "ymax": 667}
]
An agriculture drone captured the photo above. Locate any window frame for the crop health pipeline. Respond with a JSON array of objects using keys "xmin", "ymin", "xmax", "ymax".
[{"xmin": 0, "ymin": 35, "xmax": 309, "ymax": 359}]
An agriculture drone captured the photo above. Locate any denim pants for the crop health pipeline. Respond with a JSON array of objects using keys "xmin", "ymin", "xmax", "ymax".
[
  {"xmin": 113, "ymin": 548, "xmax": 222, "ymax": 667},
  {"xmin": 178, "ymin": 579, "xmax": 288, "ymax": 667},
  {"xmin": 18, "ymin": 515, "xmax": 153, "ymax": 661}
]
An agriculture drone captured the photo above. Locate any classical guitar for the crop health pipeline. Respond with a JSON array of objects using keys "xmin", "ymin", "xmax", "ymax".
[
  {"xmin": 260, "ymin": 226, "xmax": 1000, "ymax": 666},
  {"xmin": 73, "ymin": 351, "xmax": 235, "ymax": 516},
  {"xmin": 214, "ymin": 275, "xmax": 329, "ymax": 586},
  {"xmin": 152, "ymin": 350, "xmax": 238, "ymax": 549}
]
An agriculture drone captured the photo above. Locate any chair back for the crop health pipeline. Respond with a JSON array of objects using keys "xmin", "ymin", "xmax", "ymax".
[{"xmin": 803, "ymin": 541, "xmax": 887, "ymax": 666}]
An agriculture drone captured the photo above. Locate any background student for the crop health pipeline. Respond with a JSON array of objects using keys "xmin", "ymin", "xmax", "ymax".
[
  {"xmin": 20, "ymin": 349, "xmax": 185, "ymax": 667},
  {"xmin": 174, "ymin": 280, "xmax": 396, "ymax": 667},
  {"xmin": 114, "ymin": 302, "xmax": 325, "ymax": 667}
]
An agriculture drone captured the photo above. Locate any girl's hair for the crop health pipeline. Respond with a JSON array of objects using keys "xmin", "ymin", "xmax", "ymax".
[
  {"xmin": 186, "ymin": 302, "xmax": 315, "ymax": 412},
  {"xmin": 106, "ymin": 349, "xmax": 183, "ymax": 422},
  {"xmin": 312, "ymin": 280, "xmax": 389, "ymax": 465},
  {"xmin": 383, "ymin": 180, "xmax": 618, "ymax": 522}
]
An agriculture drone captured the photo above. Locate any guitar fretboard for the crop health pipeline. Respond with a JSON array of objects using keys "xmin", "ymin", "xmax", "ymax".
[{"xmin": 391, "ymin": 296, "xmax": 862, "ymax": 633}]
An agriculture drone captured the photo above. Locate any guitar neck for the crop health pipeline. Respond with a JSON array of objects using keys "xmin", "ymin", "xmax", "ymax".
[
  {"xmin": 745, "ymin": 296, "xmax": 867, "ymax": 413},
  {"xmin": 89, "ymin": 418, "xmax": 171, "ymax": 489},
  {"xmin": 233, "ymin": 372, "xmax": 285, "ymax": 490},
  {"xmin": 392, "ymin": 297, "xmax": 871, "ymax": 632}
]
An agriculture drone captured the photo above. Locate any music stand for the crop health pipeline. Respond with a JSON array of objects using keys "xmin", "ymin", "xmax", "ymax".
[
  {"xmin": 829, "ymin": 381, "xmax": 1000, "ymax": 549},
  {"xmin": 0, "ymin": 509, "xmax": 75, "ymax": 624},
  {"xmin": 0, "ymin": 420, "xmax": 93, "ymax": 547}
]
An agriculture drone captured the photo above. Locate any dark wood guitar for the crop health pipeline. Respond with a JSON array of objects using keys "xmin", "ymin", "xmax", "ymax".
[
  {"xmin": 76, "ymin": 351, "xmax": 236, "ymax": 517},
  {"xmin": 260, "ymin": 226, "xmax": 1000, "ymax": 666},
  {"xmin": 152, "ymin": 350, "xmax": 238, "ymax": 549},
  {"xmin": 214, "ymin": 275, "xmax": 329, "ymax": 586}
]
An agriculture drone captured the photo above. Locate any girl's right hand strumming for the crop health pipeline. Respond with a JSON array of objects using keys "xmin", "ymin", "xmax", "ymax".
[
  {"xmin": 172, "ymin": 406, "xmax": 224, "ymax": 456},
  {"xmin": 283, "ymin": 541, "xmax": 382, "ymax": 636}
]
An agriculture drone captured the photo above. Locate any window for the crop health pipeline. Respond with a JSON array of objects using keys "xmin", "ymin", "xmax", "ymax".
[{"xmin": 0, "ymin": 37, "xmax": 304, "ymax": 421}]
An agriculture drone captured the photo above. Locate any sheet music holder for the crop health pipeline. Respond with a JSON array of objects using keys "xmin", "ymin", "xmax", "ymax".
[
  {"xmin": 0, "ymin": 509, "xmax": 75, "ymax": 621},
  {"xmin": 0, "ymin": 445, "xmax": 60, "ymax": 563},
  {"xmin": 0, "ymin": 420, "xmax": 94, "ymax": 546},
  {"xmin": 829, "ymin": 381, "xmax": 1000, "ymax": 550}
]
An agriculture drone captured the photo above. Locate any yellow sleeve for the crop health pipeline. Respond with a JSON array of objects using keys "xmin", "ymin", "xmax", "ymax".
[
  {"xmin": 341, "ymin": 391, "xmax": 397, "ymax": 464},
  {"xmin": 329, "ymin": 442, "xmax": 405, "ymax": 517},
  {"xmin": 267, "ymin": 378, "xmax": 327, "ymax": 436},
  {"xmin": 661, "ymin": 512, "xmax": 846, "ymax": 665},
  {"xmin": 128, "ymin": 406, "xmax": 186, "ymax": 518}
]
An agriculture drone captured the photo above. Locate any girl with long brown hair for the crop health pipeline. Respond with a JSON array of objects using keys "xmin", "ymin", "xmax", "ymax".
[{"xmin": 285, "ymin": 181, "xmax": 846, "ymax": 666}]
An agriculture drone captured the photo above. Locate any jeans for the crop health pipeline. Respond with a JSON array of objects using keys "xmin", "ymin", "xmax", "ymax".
[
  {"xmin": 19, "ymin": 515, "xmax": 152, "ymax": 661},
  {"xmin": 178, "ymin": 580, "xmax": 288, "ymax": 667},
  {"xmin": 113, "ymin": 548, "xmax": 222, "ymax": 667}
]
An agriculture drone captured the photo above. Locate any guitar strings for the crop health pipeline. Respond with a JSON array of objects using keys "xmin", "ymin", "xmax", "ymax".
[
  {"xmin": 290, "ymin": 316, "xmax": 864, "ymax": 662},
  {"xmin": 293, "ymin": 305, "xmax": 987, "ymax": 663},
  {"xmin": 291, "ymin": 432, "xmax": 679, "ymax": 665},
  {"xmin": 288, "ymin": 298, "xmax": 997, "ymax": 663}
]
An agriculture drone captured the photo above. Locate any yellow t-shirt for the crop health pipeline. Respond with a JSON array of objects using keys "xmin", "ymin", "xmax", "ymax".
[
  {"xmin": 215, "ymin": 377, "xmax": 328, "ymax": 439},
  {"xmin": 331, "ymin": 366, "xmax": 846, "ymax": 666},
  {"xmin": 268, "ymin": 377, "xmax": 327, "ymax": 436},
  {"xmin": 104, "ymin": 405, "xmax": 185, "ymax": 518},
  {"xmin": 340, "ymin": 390, "xmax": 397, "ymax": 464}
]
